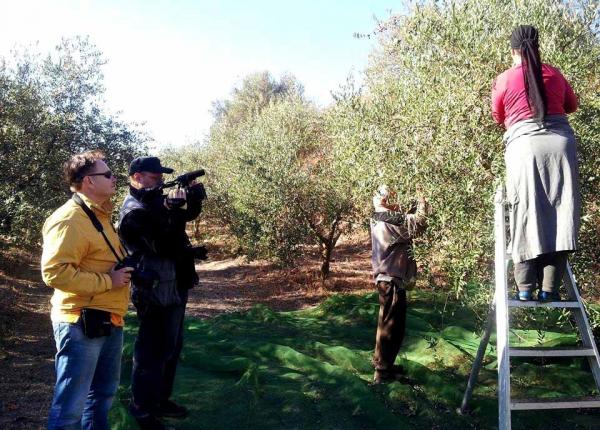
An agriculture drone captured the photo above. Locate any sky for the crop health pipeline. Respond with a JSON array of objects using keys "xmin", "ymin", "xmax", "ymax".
[{"xmin": 0, "ymin": 0, "xmax": 400, "ymax": 150}]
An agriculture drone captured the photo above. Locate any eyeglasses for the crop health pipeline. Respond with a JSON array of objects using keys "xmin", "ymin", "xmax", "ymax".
[{"xmin": 86, "ymin": 171, "xmax": 113, "ymax": 179}]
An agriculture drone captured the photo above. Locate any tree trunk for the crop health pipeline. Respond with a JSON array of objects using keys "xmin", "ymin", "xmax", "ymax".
[
  {"xmin": 193, "ymin": 219, "xmax": 202, "ymax": 241},
  {"xmin": 320, "ymin": 240, "xmax": 333, "ymax": 279}
]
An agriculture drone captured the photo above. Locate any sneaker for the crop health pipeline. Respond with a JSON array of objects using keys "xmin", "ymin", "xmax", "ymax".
[
  {"xmin": 516, "ymin": 291, "xmax": 532, "ymax": 301},
  {"xmin": 373, "ymin": 365, "xmax": 405, "ymax": 384},
  {"xmin": 538, "ymin": 291, "xmax": 560, "ymax": 302},
  {"xmin": 155, "ymin": 400, "xmax": 189, "ymax": 418},
  {"xmin": 134, "ymin": 414, "xmax": 168, "ymax": 430},
  {"xmin": 373, "ymin": 369, "xmax": 394, "ymax": 384},
  {"xmin": 129, "ymin": 403, "xmax": 172, "ymax": 430}
]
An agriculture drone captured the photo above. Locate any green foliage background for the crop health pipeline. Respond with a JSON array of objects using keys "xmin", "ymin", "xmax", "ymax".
[
  {"xmin": 2, "ymin": 1, "xmax": 599, "ymax": 293},
  {"xmin": 1, "ymin": 3, "xmax": 599, "ymax": 428},
  {"xmin": 198, "ymin": 72, "xmax": 355, "ymax": 275},
  {"xmin": 328, "ymin": 0, "xmax": 600, "ymax": 295},
  {"xmin": 0, "ymin": 37, "xmax": 147, "ymax": 243},
  {"xmin": 174, "ymin": 0, "xmax": 600, "ymax": 294}
]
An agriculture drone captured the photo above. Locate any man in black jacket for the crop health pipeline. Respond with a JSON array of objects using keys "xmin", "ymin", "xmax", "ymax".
[{"xmin": 118, "ymin": 156, "xmax": 206, "ymax": 430}]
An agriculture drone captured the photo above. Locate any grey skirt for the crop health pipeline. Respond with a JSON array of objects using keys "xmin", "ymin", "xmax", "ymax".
[{"xmin": 504, "ymin": 115, "xmax": 581, "ymax": 264}]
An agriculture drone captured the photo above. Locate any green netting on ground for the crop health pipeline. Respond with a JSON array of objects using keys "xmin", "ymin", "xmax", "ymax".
[{"xmin": 109, "ymin": 292, "xmax": 600, "ymax": 429}]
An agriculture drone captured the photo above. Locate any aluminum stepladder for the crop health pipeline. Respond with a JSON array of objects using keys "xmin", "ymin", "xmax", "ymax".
[{"xmin": 458, "ymin": 185, "xmax": 600, "ymax": 429}]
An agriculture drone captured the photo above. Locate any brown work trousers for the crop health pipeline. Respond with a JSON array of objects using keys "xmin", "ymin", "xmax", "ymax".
[{"xmin": 372, "ymin": 280, "xmax": 407, "ymax": 371}]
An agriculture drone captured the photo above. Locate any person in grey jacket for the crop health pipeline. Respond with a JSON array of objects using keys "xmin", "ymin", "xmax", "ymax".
[{"xmin": 371, "ymin": 185, "xmax": 428, "ymax": 383}]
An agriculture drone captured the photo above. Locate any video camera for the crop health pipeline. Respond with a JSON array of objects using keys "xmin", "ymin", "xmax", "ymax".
[
  {"xmin": 159, "ymin": 169, "xmax": 207, "ymax": 208},
  {"xmin": 160, "ymin": 169, "xmax": 205, "ymax": 190}
]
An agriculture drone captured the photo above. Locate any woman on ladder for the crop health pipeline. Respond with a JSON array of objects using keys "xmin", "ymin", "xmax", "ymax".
[{"xmin": 491, "ymin": 25, "xmax": 580, "ymax": 301}]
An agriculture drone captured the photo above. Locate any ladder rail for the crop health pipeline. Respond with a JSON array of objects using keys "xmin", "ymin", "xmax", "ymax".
[
  {"xmin": 494, "ymin": 185, "xmax": 511, "ymax": 430},
  {"xmin": 459, "ymin": 184, "xmax": 600, "ymax": 429},
  {"xmin": 563, "ymin": 264, "xmax": 600, "ymax": 388},
  {"xmin": 458, "ymin": 303, "xmax": 495, "ymax": 414}
]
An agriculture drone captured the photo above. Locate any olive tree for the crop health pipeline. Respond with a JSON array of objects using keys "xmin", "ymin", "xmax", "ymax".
[
  {"xmin": 203, "ymin": 72, "xmax": 355, "ymax": 277},
  {"xmin": 0, "ymin": 37, "xmax": 147, "ymax": 243},
  {"xmin": 329, "ymin": 0, "xmax": 600, "ymax": 295}
]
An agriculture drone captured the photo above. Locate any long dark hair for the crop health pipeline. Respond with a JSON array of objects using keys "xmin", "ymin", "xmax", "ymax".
[{"xmin": 510, "ymin": 25, "xmax": 547, "ymax": 122}]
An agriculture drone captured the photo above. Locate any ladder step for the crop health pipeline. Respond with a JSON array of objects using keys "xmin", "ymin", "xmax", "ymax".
[
  {"xmin": 511, "ymin": 396, "xmax": 600, "ymax": 410},
  {"xmin": 507, "ymin": 300, "xmax": 580, "ymax": 308},
  {"xmin": 509, "ymin": 347, "xmax": 596, "ymax": 357}
]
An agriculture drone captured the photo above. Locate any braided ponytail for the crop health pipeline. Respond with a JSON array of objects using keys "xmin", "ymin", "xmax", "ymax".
[{"xmin": 510, "ymin": 25, "xmax": 547, "ymax": 122}]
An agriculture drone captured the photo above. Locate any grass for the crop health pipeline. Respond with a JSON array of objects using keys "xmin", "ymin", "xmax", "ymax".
[{"xmin": 109, "ymin": 291, "xmax": 600, "ymax": 430}]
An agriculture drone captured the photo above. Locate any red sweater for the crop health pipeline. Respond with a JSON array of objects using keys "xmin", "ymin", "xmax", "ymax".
[{"xmin": 491, "ymin": 63, "xmax": 578, "ymax": 128}]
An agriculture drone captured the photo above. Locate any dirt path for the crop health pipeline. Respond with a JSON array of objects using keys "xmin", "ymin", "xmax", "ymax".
[
  {"xmin": 0, "ymin": 247, "xmax": 55, "ymax": 430},
  {"xmin": 188, "ymin": 240, "xmax": 373, "ymax": 318},
  {"xmin": 0, "ymin": 237, "xmax": 374, "ymax": 428}
]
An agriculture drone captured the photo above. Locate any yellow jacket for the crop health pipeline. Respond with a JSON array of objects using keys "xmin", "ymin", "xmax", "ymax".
[{"xmin": 41, "ymin": 193, "xmax": 129, "ymax": 326}]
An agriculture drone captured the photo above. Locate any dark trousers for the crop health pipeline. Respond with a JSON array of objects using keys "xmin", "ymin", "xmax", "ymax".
[
  {"xmin": 373, "ymin": 281, "xmax": 407, "ymax": 371},
  {"xmin": 131, "ymin": 290, "xmax": 187, "ymax": 416},
  {"xmin": 514, "ymin": 251, "xmax": 568, "ymax": 294}
]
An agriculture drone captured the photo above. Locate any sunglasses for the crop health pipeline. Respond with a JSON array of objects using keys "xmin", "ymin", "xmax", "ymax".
[{"xmin": 86, "ymin": 170, "xmax": 114, "ymax": 179}]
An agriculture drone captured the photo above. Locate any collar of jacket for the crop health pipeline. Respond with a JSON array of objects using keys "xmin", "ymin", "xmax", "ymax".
[
  {"xmin": 129, "ymin": 184, "xmax": 164, "ymax": 206},
  {"xmin": 74, "ymin": 192, "xmax": 113, "ymax": 216}
]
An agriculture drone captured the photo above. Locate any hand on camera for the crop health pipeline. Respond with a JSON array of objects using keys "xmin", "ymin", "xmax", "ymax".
[
  {"xmin": 109, "ymin": 265, "xmax": 134, "ymax": 289},
  {"xmin": 415, "ymin": 196, "xmax": 432, "ymax": 218},
  {"xmin": 165, "ymin": 188, "xmax": 187, "ymax": 209},
  {"xmin": 419, "ymin": 196, "xmax": 430, "ymax": 210}
]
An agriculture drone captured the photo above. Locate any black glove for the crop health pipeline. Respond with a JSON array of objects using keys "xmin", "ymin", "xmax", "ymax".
[
  {"xmin": 191, "ymin": 245, "xmax": 208, "ymax": 261},
  {"xmin": 187, "ymin": 183, "xmax": 207, "ymax": 202}
]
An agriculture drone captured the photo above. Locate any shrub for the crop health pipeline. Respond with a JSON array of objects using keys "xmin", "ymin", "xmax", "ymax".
[{"xmin": 328, "ymin": 0, "xmax": 600, "ymax": 296}]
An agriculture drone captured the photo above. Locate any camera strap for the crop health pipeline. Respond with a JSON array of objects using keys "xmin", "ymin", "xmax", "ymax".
[{"xmin": 72, "ymin": 193, "xmax": 125, "ymax": 263}]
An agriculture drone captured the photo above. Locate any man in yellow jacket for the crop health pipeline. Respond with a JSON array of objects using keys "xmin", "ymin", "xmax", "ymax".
[{"xmin": 41, "ymin": 150, "xmax": 132, "ymax": 430}]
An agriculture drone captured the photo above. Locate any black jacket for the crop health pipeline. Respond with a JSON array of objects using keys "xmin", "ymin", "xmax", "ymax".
[{"xmin": 118, "ymin": 185, "xmax": 203, "ymax": 290}]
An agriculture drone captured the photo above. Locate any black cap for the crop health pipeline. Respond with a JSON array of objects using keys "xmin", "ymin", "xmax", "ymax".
[{"xmin": 129, "ymin": 157, "xmax": 174, "ymax": 175}]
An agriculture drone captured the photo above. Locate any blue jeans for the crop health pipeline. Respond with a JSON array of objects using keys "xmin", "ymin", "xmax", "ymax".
[{"xmin": 47, "ymin": 321, "xmax": 123, "ymax": 430}]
